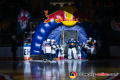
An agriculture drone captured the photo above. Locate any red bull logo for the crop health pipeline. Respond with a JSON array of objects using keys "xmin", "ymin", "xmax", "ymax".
[
  {"xmin": 44, "ymin": 10, "xmax": 79, "ymax": 26},
  {"xmin": 44, "ymin": 10, "xmax": 69, "ymax": 23},
  {"xmin": 44, "ymin": 6, "xmax": 95, "ymax": 26},
  {"xmin": 18, "ymin": 10, "xmax": 30, "ymax": 30}
]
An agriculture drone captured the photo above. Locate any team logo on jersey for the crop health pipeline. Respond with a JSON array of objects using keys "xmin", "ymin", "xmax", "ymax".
[{"xmin": 71, "ymin": 43, "xmax": 75, "ymax": 45}]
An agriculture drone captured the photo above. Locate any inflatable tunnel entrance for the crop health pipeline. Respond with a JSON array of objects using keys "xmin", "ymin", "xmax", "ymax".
[
  {"xmin": 31, "ymin": 6, "xmax": 108, "ymax": 58},
  {"xmin": 47, "ymin": 25, "xmax": 88, "ymax": 58}
]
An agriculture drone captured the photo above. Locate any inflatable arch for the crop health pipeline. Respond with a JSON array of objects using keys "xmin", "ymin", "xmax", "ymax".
[{"xmin": 31, "ymin": 6, "xmax": 108, "ymax": 58}]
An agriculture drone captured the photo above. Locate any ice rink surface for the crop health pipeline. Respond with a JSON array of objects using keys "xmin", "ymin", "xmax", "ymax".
[{"xmin": 0, "ymin": 59, "xmax": 120, "ymax": 80}]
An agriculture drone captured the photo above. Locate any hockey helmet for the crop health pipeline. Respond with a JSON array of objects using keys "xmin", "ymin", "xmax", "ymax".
[
  {"xmin": 47, "ymin": 39, "xmax": 50, "ymax": 42},
  {"xmin": 89, "ymin": 37, "xmax": 92, "ymax": 40}
]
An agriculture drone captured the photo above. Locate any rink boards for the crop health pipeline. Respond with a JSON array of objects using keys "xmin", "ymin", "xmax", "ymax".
[
  {"xmin": 0, "ymin": 45, "xmax": 31, "ymax": 60},
  {"xmin": 0, "ymin": 46, "xmax": 120, "ymax": 60}
]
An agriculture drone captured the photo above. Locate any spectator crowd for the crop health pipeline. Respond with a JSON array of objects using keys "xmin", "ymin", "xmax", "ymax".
[{"xmin": 94, "ymin": 0, "xmax": 120, "ymax": 18}]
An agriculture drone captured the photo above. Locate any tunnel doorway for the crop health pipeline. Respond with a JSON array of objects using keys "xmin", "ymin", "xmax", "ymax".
[{"xmin": 60, "ymin": 30, "xmax": 79, "ymax": 58}]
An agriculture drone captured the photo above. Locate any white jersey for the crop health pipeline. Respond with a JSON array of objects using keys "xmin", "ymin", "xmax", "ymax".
[
  {"xmin": 45, "ymin": 43, "xmax": 51, "ymax": 53},
  {"xmin": 51, "ymin": 44, "xmax": 57, "ymax": 54},
  {"xmin": 84, "ymin": 44, "xmax": 96, "ymax": 55}
]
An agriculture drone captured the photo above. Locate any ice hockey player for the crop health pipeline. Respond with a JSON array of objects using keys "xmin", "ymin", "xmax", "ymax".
[
  {"xmin": 44, "ymin": 39, "xmax": 52, "ymax": 61},
  {"xmin": 66, "ymin": 37, "xmax": 79, "ymax": 59},
  {"xmin": 51, "ymin": 39, "xmax": 57, "ymax": 62}
]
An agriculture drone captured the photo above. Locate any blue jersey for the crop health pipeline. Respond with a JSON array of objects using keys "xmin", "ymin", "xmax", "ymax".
[{"xmin": 67, "ymin": 39, "xmax": 79, "ymax": 48}]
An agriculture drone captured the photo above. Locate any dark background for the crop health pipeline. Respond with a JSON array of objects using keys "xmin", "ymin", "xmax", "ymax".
[{"xmin": 0, "ymin": 0, "xmax": 120, "ymax": 47}]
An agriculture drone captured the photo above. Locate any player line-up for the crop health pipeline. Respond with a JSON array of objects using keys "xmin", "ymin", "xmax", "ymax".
[{"xmin": 41, "ymin": 37, "xmax": 97, "ymax": 62}]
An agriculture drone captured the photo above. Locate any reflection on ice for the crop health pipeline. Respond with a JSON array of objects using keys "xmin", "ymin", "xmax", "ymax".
[
  {"xmin": 21, "ymin": 60, "xmax": 96, "ymax": 80},
  {"xmin": 23, "ymin": 61, "xmax": 31, "ymax": 80},
  {"xmin": 24, "ymin": 61, "xmax": 31, "ymax": 73}
]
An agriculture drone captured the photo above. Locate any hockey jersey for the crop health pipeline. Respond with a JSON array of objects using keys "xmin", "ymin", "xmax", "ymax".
[
  {"xmin": 51, "ymin": 44, "xmax": 57, "ymax": 54},
  {"xmin": 67, "ymin": 39, "xmax": 79, "ymax": 48},
  {"xmin": 84, "ymin": 44, "xmax": 96, "ymax": 54},
  {"xmin": 45, "ymin": 43, "xmax": 52, "ymax": 53}
]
